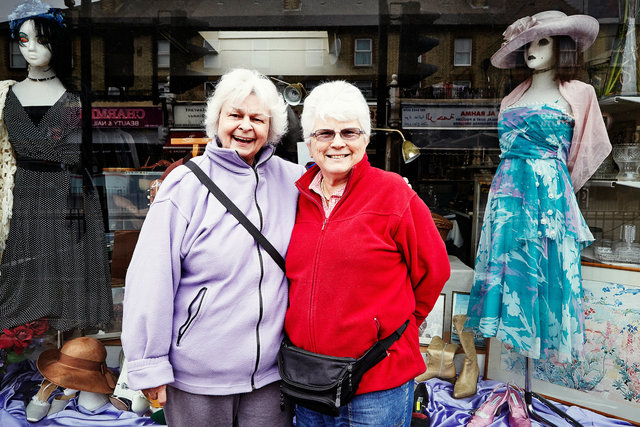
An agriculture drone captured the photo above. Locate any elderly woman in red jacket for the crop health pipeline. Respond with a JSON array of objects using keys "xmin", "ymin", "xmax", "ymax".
[{"xmin": 284, "ymin": 80, "xmax": 450, "ymax": 426}]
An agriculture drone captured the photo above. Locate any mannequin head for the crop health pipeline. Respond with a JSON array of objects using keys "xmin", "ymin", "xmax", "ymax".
[
  {"xmin": 524, "ymin": 37, "xmax": 555, "ymax": 71},
  {"xmin": 17, "ymin": 19, "xmax": 52, "ymax": 68},
  {"xmin": 491, "ymin": 11, "xmax": 598, "ymax": 75},
  {"xmin": 10, "ymin": 12, "xmax": 72, "ymax": 88},
  {"xmin": 522, "ymin": 35, "xmax": 579, "ymax": 82}
]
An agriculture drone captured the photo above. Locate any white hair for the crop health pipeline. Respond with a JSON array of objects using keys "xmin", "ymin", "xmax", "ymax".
[
  {"xmin": 204, "ymin": 68, "xmax": 288, "ymax": 145},
  {"xmin": 300, "ymin": 80, "xmax": 371, "ymax": 139}
]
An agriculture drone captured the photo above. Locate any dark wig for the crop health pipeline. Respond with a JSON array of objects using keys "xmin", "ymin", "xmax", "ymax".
[
  {"xmin": 13, "ymin": 17, "xmax": 73, "ymax": 90},
  {"xmin": 552, "ymin": 35, "xmax": 581, "ymax": 82}
]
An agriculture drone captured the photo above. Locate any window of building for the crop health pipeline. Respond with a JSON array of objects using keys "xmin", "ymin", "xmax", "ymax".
[
  {"xmin": 454, "ymin": 38, "xmax": 472, "ymax": 66},
  {"xmin": 158, "ymin": 39, "xmax": 170, "ymax": 69},
  {"xmin": 104, "ymin": 30, "xmax": 134, "ymax": 88},
  {"xmin": 354, "ymin": 38, "xmax": 372, "ymax": 67},
  {"xmin": 283, "ymin": 0, "xmax": 301, "ymax": 11},
  {"xmin": 10, "ymin": 40, "xmax": 27, "ymax": 69}
]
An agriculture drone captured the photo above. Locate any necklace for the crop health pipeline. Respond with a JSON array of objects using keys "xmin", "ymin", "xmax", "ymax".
[
  {"xmin": 320, "ymin": 178, "xmax": 332, "ymax": 201},
  {"xmin": 27, "ymin": 74, "xmax": 56, "ymax": 82},
  {"xmin": 532, "ymin": 66, "xmax": 553, "ymax": 75}
]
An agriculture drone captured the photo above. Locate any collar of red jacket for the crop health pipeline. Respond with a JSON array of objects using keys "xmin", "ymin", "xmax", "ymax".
[{"xmin": 296, "ymin": 153, "xmax": 371, "ymax": 195}]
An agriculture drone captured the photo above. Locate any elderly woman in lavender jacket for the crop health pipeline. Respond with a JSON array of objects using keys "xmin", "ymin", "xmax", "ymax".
[{"xmin": 122, "ymin": 69, "xmax": 304, "ymax": 426}]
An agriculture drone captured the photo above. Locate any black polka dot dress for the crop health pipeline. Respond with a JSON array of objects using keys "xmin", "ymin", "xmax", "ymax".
[{"xmin": 0, "ymin": 89, "xmax": 112, "ymax": 331}]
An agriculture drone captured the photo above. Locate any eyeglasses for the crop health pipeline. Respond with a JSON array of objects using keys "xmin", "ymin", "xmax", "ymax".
[{"xmin": 309, "ymin": 128, "xmax": 364, "ymax": 143}]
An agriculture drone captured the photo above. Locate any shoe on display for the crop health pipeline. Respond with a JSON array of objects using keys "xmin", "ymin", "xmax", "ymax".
[
  {"xmin": 416, "ymin": 336, "xmax": 459, "ymax": 382},
  {"xmin": 109, "ymin": 357, "xmax": 150, "ymax": 415},
  {"xmin": 26, "ymin": 379, "xmax": 58, "ymax": 422},
  {"xmin": 452, "ymin": 315, "xmax": 480, "ymax": 399},
  {"xmin": 467, "ymin": 385, "xmax": 509, "ymax": 427},
  {"xmin": 507, "ymin": 384, "xmax": 532, "ymax": 427},
  {"xmin": 47, "ymin": 388, "xmax": 76, "ymax": 416}
]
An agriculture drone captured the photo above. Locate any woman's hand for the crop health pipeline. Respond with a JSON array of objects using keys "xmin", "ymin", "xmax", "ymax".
[{"xmin": 142, "ymin": 384, "xmax": 167, "ymax": 407}]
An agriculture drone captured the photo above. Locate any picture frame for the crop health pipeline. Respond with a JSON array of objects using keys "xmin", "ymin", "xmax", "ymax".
[
  {"xmin": 449, "ymin": 291, "xmax": 487, "ymax": 349},
  {"xmin": 440, "ymin": 255, "xmax": 475, "ymax": 341},
  {"xmin": 486, "ymin": 265, "xmax": 640, "ymax": 424},
  {"xmin": 85, "ymin": 287, "xmax": 125, "ymax": 340},
  {"xmin": 418, "ymin": 293, "xmax": 445, "ymax": 344}
]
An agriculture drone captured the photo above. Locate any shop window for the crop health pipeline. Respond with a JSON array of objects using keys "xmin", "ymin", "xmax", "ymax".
[
  {"xmin": 454, "ymin": 38, "xmax": 472, "ymax": 66},
  {"xmin": 158, "ymin": 39, "xmax": 170, "ymax": 69},
  {"xmin": 9, "ymin": 40, "xmax": 27, "ymax": 69},
  {"xmin": 354, "ymin": 38, "xmax": 372, "ymax": 67}
]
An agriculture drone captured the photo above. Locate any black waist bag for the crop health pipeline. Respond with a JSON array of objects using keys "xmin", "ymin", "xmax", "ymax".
[{"xmin": 277, "ymin": 320, "xmax": 409, "ymax": 416}]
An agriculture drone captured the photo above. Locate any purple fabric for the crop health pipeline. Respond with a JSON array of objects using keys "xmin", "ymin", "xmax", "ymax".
[
  {"xmin": 422, "ymin": 378, "xmax": 634, "ymax": 427},
  {"xmin": 0, "ymin": 361, "xmax": 158, "ymax": 426}
]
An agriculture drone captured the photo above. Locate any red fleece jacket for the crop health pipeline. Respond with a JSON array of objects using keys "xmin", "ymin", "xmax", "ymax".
[{"xmin": 284, "ymin": 157, "xmax": 450, "ymax": 395}]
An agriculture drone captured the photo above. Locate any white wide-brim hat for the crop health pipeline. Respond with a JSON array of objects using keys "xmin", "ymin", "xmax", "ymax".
[{"xmin": 491, "ymin": 10, "xmax": 599, "ymax": 69}]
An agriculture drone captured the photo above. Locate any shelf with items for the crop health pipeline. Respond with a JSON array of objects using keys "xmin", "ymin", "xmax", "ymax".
[
  {"xmin": 586, "ymin": 180, "xmax": 640, "ymax": 189},
  {"xmin": 579, "ymin": 178, "xmax": 640, "ymax": 269}
]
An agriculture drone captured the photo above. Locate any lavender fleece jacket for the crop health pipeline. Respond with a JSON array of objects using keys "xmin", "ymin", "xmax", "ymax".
[{"xmin": 121, "ymin": 142, "xmax": 304, "ymax": 395}]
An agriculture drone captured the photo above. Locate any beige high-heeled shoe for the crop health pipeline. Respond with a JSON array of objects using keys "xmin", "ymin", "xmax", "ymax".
[
  {"xmin": 26, "ymin": 379, "xmax": 58, "ymax": 422},
  {"xmin": 452, "ymin": 314, "xmax": 480, "ymax": 399},
  {"xmin": 416, "ymin": 335, "xmax": 459, "ymax": 382}
]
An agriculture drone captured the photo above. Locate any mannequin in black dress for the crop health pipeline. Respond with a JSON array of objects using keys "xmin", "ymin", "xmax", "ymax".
[{"xmin": 0, "ymin": 3, "xmax": 112, "ymax": 333}]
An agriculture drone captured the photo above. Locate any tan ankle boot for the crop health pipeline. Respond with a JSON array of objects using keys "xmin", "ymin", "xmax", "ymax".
[
  {"xmin": 452, "ymin": 314, "xmax": 479, "ymax": 398},
  {"xmin": 416, "ymin": 336, "xmax": 459, "ymax": 382}
]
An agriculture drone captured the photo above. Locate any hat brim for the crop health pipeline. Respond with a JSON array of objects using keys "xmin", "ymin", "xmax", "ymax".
[
  {"xmin": 491, "ymin": 15, "xmax": 599, "ymax": 69},
  {"xmin": 37, "ymin": 349, "xmax": 117, "ymax": 394}
]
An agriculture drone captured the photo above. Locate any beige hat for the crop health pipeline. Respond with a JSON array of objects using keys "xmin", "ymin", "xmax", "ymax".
[
  {"xmin": 491, "ymin": 10, "xmax": 599, "ymax": 69},
  {"xmin": 37, "ymin": 337, "xmax": 117, "ymax": 394}
]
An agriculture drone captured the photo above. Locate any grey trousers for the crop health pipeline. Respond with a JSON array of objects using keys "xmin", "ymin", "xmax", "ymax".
[{"xmin": 164, "ymin": 381, "xmax": 293, "ymax": 427}]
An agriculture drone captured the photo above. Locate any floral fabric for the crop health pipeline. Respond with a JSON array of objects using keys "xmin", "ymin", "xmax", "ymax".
[{"xmin": 465, "ymin": 105, "xmax": 593, "ymax": 362}]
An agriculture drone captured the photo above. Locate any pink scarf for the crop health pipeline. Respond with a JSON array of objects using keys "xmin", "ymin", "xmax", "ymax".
[{"xmin": 500, "ymin": 79, "xmax": 612, "ymax": 191}]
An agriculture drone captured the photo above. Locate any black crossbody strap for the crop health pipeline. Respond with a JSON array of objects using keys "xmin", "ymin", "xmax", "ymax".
[
  {"xmin": 185, "ymin": 160, "xmax": 286, "ymax": 272},
  {"xmin": 353, "ymin": 319, "xmax": 410, "ymax": 379}
]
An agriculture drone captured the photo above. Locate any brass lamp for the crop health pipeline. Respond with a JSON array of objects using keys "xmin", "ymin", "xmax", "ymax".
[{"xmin": 372, "ymin": 128, "xmax": 421, "ymax": 164}]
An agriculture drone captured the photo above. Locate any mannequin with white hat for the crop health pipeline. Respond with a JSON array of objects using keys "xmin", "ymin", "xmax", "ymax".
[
  {"xmin": 463, "ymin": 10, "xmax": 612, "ymax": 426},
  {"xmin": 505, "ymin": 36, "xmax": 571, "ymax": 113}
]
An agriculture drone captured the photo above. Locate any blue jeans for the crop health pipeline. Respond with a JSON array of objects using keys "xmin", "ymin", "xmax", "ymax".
[{"xmin": 295, "ymin": 380, "xmax": 413, "ymax": 427}]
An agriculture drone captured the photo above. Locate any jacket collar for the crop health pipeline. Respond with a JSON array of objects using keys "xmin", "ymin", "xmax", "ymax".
[
  {"xmin": 204, "ymin": 137, "xmax": 275, "ymax": 174},
  {"xmin": 297, "ymin": 153, "xmax": 371, "ymax": 195}
]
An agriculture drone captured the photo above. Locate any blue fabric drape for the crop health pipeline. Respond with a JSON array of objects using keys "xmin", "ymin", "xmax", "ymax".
[{"xmin": 0, "ymin": 361, "xmax": 158, "ymax": 426}]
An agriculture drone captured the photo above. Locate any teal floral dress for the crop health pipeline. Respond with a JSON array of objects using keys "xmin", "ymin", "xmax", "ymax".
[{"xmin": 465, "ymin": 105, "xmax": 593, "ymax": 362}]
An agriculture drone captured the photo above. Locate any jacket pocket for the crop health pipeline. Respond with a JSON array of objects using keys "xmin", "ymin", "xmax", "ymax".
[{"xmin": 176, "ymin": 287, "xmax": 207, "ymax": 346}]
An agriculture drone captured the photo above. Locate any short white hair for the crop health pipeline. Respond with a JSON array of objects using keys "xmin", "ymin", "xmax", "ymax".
[
  {"xmin": 300, "ymin": 80, "xmax": 371, "ymax": 139},
  {"xmin": 204, "ymin": 68, "xmax": 288, "ymax": 145}
]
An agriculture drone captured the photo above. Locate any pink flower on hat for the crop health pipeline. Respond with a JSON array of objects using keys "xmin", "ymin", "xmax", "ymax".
[{"xmin": 502, "ymin": 16, "xmax": 537, "ymax": 45}]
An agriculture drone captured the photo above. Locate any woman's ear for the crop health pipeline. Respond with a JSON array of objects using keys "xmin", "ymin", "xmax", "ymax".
[{"xmin": 306, "ymin": 140, "xmax": 313, "ymax": 158}]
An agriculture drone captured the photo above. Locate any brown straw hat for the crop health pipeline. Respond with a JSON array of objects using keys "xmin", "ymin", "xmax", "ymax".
[
  {"xmin": 491, "ymin": 10, "xmax": 599, "ymax": 69},
  {"xmin": 37, "ymin": 337, "xmax": 117, "ymax": 394}
]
